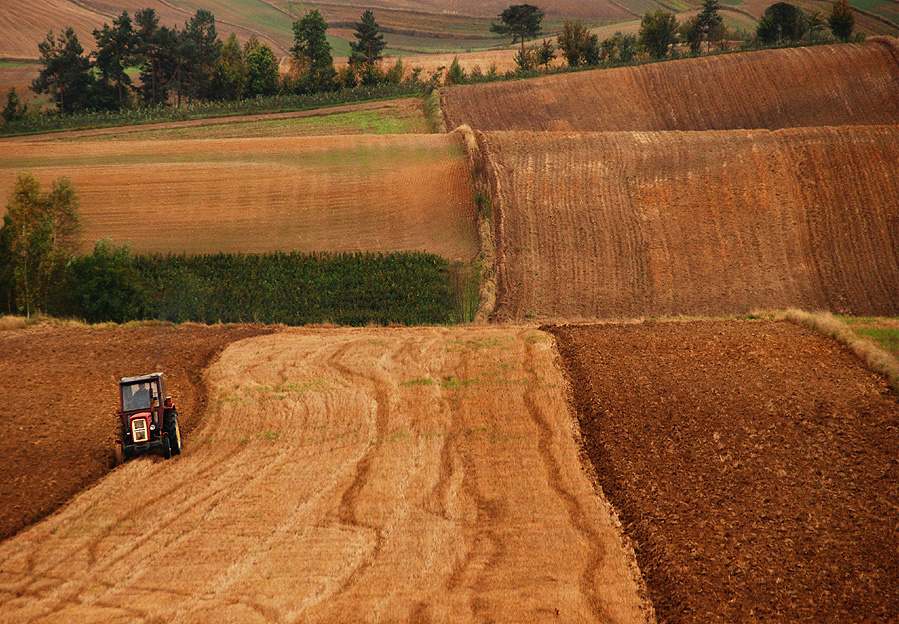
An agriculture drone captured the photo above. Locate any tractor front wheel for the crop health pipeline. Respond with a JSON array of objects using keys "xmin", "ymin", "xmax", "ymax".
[{"xmin": 162, "ymin": 434, "xmax": 172, "ymax": 459}]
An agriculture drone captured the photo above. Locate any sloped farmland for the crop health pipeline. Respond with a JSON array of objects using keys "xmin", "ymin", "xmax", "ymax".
[
  {"xmin": 442, "ymin": 41, "xmax": 899, "ymax": 132},
  {"xmin": 0, "ymin": 134, "xmax": 478, "ymax": 261},
  {"xmin": 481, "ymin": 126, "xmax": 899, "ymax": 321},
  {"xmin": 550, "ymin": 320, "xmax": 899, "ymax": 623},
  {"xmin": 0, "ymin": 328, "xmax": 651, "ymax": 623}
]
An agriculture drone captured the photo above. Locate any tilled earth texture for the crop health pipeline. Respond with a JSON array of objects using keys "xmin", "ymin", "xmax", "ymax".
[
  {"xmin": 442, "ymin": 41, "xmax": 899, "ymax": 132},
  {"xmin": 481, "ymin": 127, "xmax": 899, "ymax": 320},
  {"xmin": 0, "ymin": 327, "xmax": 651, "ymax": 624},
  {"xmin": 0, "ymin": 323, "xmax": 274, "ymax": 542},
  {"xmin": 549, "ymin": 320, "xmax": 899, "ymax": 624}
]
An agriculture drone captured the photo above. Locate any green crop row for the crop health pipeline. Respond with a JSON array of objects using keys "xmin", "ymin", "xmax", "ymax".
[{"xmin": 60, "ymin": 248, "xmax": 468, "ymax": 326}]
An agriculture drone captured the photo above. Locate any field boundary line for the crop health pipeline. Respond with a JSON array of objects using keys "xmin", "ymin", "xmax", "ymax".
[
  {"xmin": 452, "ymin": 125, "xmax": 496, "ymax": 323},
  {"xmin": 426, "ymin": 90, "xmax": 447, "ymax": 133},
  {"xmin": 782, "ymin": 309, "xmax": 899, "ymax": 392}
]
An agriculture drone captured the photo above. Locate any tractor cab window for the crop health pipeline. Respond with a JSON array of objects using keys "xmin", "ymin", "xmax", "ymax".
[{"xmin": 122, "ymin": 382, "xmax": 152, "ymax": 412}]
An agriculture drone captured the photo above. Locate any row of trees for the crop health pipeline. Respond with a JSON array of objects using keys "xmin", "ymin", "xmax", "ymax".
[
  {"xmin": 25, "ymin": 7, "xmax": 408, "ymax": 115},
  {"xmin": 487, "ymin": 0, "xmax": 856, "ymax": 73}
]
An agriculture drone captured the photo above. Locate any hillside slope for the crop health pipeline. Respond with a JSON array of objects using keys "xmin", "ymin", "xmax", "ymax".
[
  {"xmin": 443, "ymin": 41, "xmax": 899, "ymax": 132},
  {"xmin": 482, "ymin": 126, "xmax": 899, "ymax": 320}
]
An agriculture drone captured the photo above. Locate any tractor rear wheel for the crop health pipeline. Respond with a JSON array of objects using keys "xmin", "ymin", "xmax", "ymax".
[
  {"xmin": 166, "ymin": 413, "xmax": 182, "ymax": 456},
  {"xmin": 162, "ymin": 434, "xmax": 172, "ymax": 459},
  {"xmin": 114, "ymin": 440, "xmax": 124, "ymax": 466}
]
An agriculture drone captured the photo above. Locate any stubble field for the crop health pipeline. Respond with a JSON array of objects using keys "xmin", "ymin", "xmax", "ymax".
[
  {"xmin": 0, "ymin": 133, "xmax": 479, "ymax": 260},
  {"xmin": 480, "ymin": 126, "xmax": 899, "ymax": 321},
  {"xmin": 442, "ymin": 41, "xmax": 899, "ymax": 132},
  {"xmin": 0, "ymin": 326, "xmax": 651, "ymax": 623}
]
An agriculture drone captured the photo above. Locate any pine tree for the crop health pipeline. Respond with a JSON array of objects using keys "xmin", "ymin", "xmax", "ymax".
[
  {"xmin": 32, "ymin": 28, "xmax": 94, "ymax": 113},
  {"xmin": 292, "ymin": 10, "xmax": 336, "ymax": 92},
  {"xmin": 350, "ymin": 10, "xmax": 386, "ymax": 68},
  {"xmin": 93, "ymin": 11, "xmax": 140, "ymax": 109}
]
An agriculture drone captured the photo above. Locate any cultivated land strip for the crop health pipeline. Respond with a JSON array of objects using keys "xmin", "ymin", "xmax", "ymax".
[
  {"xmin": 551, "ymin": 320, "xmax": 899, "ymax": 623},
  {"xmin": 442, "ymin": 41, "xmax": 899, "ymax": 132},
  {"xmin": 0, "ymin": 133, "xmax": 478, "ymax": 261},
  {"xmin": 0, "ymin": 327, "xmax": 650, "ymax": 623},
  {"xmin": 480, "ymin": 126, "xmax": 899, "ymax": 321}
]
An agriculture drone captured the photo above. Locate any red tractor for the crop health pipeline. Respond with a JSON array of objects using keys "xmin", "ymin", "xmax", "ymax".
[{"xmin": 114, "ymin": 372, "xmax": 182, "ymax": 465}]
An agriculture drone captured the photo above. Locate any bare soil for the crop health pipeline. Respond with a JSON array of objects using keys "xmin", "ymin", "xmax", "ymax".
[
  {"xmin": 549, "ymin": 320, "xmax": 899, "ymax": 623},
  {"xmin": 479, "ymin": 127, "xmax": 899, "ymax": 320},
  {"xmin": 0, "ymin": 327, "xmax": 650, "ymax": 623},
  {"xmin": 0, "ymin": 322, "xmax": 274, "ymax": 542},
  {"xmin": 442, "ymin": 41, "xmax": 899, "ymax": 132}
]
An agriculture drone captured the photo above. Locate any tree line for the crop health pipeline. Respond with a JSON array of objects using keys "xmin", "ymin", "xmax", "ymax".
[
  {"xmin": 4, "ymin": 7, "xmax": 412, "ymax": 120},
  {"xmin": 462, "ymin": 0, "xmax": 857, "ymax": 78}
]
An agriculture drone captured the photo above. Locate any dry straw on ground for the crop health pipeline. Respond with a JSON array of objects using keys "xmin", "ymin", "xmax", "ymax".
[{"xmin": 783, "ymin": 309, "xmax": 899, "ymax": 393}]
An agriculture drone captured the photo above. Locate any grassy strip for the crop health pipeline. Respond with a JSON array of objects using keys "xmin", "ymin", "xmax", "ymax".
[
  {"xmin": 0, "ymin": 83, "xmax": 425, "ymax": 138},
  {"xmin": 783, "ymin": 309, "xmax": 899, "ymax": 393},
  {"xmin": 452, "ymin": 124, "xmax": 496, "ymax": 323},
  {"xmin": 424, "ymin": 89, "xmax": 447, "ymax": 133}
]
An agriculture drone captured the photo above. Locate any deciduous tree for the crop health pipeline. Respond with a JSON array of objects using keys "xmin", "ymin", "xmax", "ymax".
[
  {"xmin": 245, "ymin": 43, "xmax": 280, "ymax": 97},
  {"xmin": 756, "ymin": 2, "xmax": 807, "ymax": 43},
  {"xmin": 639, "ymin": 10, "xmax": 678, "ymax": 59},
  {"xmin": 210, "ymin": 33, "xmax": 247, "ymax": 101},
  {"xmin": 0, "ymin": 173, "xmax": 81, "ymax": 317},
  {"xmin": 828, "ymin": 0, "xmax": 854, "ymax": 42},
  {"xmin": 557, "ymin": 20, "xmax": 599, "ymax": 67}
]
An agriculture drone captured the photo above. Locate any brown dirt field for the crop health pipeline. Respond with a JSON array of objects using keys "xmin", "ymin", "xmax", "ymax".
[
  {"xmin": 442, "ymin": 41, "xmax": 899, "ymax": 132},
  {"xmin": 0, "ymin": 326, "xmax": 652, "ymax": 623},
  {"xmin": 0, "ymin": 133, "xmax": 479, "ymax": 261},
  {"xmin": 479, "ymin": 126, "xmax": 899, "ymax": 321},
  {"xmin": 549, "ymin": 320, "xmax": 899, "ymax": 623},
  {"xmin": 0, "ymin": 322, "xmax": 274, "ymax": 543},
  {"xmin": 6, "ymin": 98, "xmax": 428, "ymax": 142}
]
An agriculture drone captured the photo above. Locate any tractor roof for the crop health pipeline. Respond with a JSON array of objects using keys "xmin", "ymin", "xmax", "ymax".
[{"xmin": 119, "ymin": 372, "xmax": 164, "ymax": 384}]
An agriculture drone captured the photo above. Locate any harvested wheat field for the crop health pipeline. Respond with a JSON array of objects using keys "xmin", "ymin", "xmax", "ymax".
[
  {"xmin": 0, "ymin": 327, "xmax": 651, "ymax": 623},
  {"xmin": 481, "ymin": 126, "xmax": 899, "ymax": 321},
  {"xmin": 0, "ymin": 133, "xmax": 478, "ymax": 261},
  {"xmin": 442, "ymin": 40, "xmax": 899, "ymax": 132},
  {"xmin": 0, "ymin": 322, "xmax": 274, "ymax": 543},
  {"xmin": 550, "ymin": 320, "xmax": 899, "ymax": 623}
]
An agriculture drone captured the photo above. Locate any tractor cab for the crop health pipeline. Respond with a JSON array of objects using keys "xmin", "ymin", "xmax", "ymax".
[{"xmin": 114, "ymin": 372, "xmax": 182, "ymax": 464}]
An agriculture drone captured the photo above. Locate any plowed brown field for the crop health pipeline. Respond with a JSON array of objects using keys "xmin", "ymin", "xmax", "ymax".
[
  {"xmin": 442, "ymin": 41, "xmax": 899, "ymax": 132},
  {"xmin": 550, "ymin": 320, "xmax": 899, "ymax": 623},
  {"xmin": 0, "ymin": 134, "xmax": 478, "ymax": 261},
  {"xmin": 0, "ymin": 327, "xmax": 651, "ymax": 623},
  {"xmin": 481, "ymin": 126, "xmax": 899, "ymax": 320},
  {"xmin": 0, "ymin": 322, "xmax": 274, "ymax": 543}
]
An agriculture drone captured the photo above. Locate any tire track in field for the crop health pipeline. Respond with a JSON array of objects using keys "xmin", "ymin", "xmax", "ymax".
[{"xmin": 325, "ymin": 340, "xmax": 390, "ymax": 601}]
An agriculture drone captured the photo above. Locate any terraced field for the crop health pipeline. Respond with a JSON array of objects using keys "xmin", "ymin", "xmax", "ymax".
[
  {"xmin": 0, "ymin": 133, "xmax": 478, "ymax": 260},
  {"xmin": 480, "ymin": 126, "xmax": 899, "ymax": 320},
  {"xmin": 442, "ymin": 41, "xmax": 899, "ymax": 132}
]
